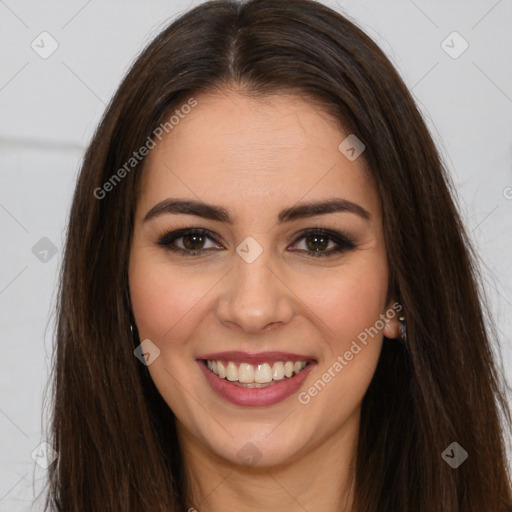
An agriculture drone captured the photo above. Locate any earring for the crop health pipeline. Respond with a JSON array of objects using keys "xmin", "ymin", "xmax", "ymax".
[{"xmin": 398, "ymin": 315, "xmax": 407, "ymax": 343}]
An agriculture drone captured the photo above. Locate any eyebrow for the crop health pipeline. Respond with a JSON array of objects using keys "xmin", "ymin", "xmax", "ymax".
[{"xmin": 143, "ymin": 197, "xmax": 371, "ymax": 224}]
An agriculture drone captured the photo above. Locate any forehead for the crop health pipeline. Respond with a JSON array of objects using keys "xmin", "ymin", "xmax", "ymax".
[{"xmin": 137, "ymin": 90, "xmax": 379, "ymax": 220}]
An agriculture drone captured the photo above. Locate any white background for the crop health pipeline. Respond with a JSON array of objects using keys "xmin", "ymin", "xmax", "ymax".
[{"xmin": 0, "ymin": 0, "xmax": 511, "ymax": 509}]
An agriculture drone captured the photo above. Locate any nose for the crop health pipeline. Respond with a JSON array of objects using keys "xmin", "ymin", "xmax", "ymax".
[{"xmin": 216, "ymin": 246, "xmax": 295, "ymax": 335}]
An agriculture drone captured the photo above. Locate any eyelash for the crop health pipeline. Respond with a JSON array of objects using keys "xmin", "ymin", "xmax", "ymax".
[{"xmin": 155, "ymin": 226, "xmax": 357, "ymax": 258}]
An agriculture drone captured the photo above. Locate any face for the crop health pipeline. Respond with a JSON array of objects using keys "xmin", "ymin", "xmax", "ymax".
[{"xmin": 128, "ymin": 89, "xmax": 400, "ymax": 468}]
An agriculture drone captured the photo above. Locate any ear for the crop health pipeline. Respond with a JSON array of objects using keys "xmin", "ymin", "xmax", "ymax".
[{"xmin": 382, "ymin": 300, "xmax": 403, "ymax": 340}]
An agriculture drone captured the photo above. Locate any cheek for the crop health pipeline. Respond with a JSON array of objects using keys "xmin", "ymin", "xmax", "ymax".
[
  {"xmin": 304, "ymin": 258, "xmax": 389, "ymax": 354},
  {"xmin": 129, "ymin": 254, "xmax": 214, "ymax": 345},
  {"xmin": 297, "ymin": 269, "xmax": 388, "ymax": 423}
]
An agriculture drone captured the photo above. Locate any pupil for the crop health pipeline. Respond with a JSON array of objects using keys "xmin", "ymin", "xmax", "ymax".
[
  {"xmin": 181, "ymin": 234, "xmax": 329, "ymax": 252},
  {"xmin": 184, "ymin": 234, "xmax": 204, "ymax": 250},
  {"xmin": 307, "ymin": 235, "xmax": 327, "ymax": 252}
]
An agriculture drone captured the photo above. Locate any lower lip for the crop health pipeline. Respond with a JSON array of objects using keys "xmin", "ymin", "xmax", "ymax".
[{"xmin": 197, "ymin": 360, "xmax": 316, "ymax": 407}]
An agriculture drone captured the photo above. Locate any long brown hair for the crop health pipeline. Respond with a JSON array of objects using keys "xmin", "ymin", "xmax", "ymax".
[{"xmin": 40, "ymin": 0, "xmax": 512, "ymax": 510}]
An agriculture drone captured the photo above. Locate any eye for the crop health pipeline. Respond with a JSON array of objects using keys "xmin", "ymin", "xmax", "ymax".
[
  {"xmin": 156, "ymin": 228, "xmax": 222, "ymax": 256},
  {"xmin": 156, "ymin": 227, "xmax": 357, "ymax": 257},
  {"xmin": 289, "ymin": 228, "xmax": 357, "ymax": 257}
]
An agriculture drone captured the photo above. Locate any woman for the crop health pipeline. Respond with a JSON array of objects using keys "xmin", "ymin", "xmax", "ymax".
[{"xmin": 40, "ymin": 0, "xmax": 512, "ymax": 510}]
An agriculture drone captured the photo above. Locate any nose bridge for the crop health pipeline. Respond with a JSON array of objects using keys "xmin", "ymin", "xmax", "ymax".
[{"xmin": 216, "ymin": 236, "xmax": 294, "ymax": 333}]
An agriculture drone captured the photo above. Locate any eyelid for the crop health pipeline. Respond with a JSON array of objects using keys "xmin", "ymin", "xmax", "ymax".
[
  {"xmin": 290, "ymin": 227, "xmax": 357, "ymax": 251},
  {"xmin": 155, "ymin": 226, "xmax": 357, "ymax": 257},
  {"xmin": 155, "ymin": 227, "xmax": 223, "ymax": 250}
]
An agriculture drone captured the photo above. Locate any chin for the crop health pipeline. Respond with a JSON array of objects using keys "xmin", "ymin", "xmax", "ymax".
[{"xmin": 202, "ymin": 421, "xmax": 311, "ymax": 468}]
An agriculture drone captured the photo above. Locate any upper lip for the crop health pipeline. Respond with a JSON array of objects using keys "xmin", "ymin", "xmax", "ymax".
[{"xmin": 197, "ymin": 351, "xmax": 317, "ymax": 365}]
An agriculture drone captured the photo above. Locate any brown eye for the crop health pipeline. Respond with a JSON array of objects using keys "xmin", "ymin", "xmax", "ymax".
[
  {"xmin": 181, "ymin": 232, "xmax": 207, "ymax": 251},
  {"xmin": 157, "ymin": 228, "xmax": 222, "ymax": 255},
  {"xmin": 289, "ymin": 228, "xmax": 356, "ymax": 257},
  {"xmin": 304, "ymin": 233, "xmax": 330, "ymax": 252},
  {"xmin": 156, "ymin": 227, "xmax": 356, "ymax": 258}
]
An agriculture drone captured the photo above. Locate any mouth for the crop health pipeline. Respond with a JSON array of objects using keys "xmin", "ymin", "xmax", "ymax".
[
  {"xmin": 196, "ymin": 355, "xmax": 317, "ymax": 407},
  {"xmin": 203, "ymin": 359, "xmax": 313, "ymax": 388}
]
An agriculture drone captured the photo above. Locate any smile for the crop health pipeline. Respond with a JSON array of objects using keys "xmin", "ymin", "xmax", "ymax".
[
  {"xmin": 205, "ymin": 359, "xmax": 310, "ymax": 387},
  {"xmin": 197, "ymin": 358, "xmax": 316, "ymax": 407}
]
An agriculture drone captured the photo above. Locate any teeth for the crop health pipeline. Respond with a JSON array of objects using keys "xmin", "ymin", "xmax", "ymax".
[
  {"xmin": 239, "ymin": 363, "xmax": 254, "ymax": 383},
  {"xmin": 206, "ymin": 359, "xmax": 308, "ymax": 383},
  {"xmin": 226, "ymin": 362, "xmax": 238, "ymax": 382},
  {"xmin": 272, "ymin": 362, "xmax": 284, "ymax": 380}
]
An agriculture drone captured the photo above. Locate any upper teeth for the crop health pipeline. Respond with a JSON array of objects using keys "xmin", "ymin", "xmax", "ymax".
[{"xmin": 206, "ymin": 360, "xmax": 308, "ymax": 384}]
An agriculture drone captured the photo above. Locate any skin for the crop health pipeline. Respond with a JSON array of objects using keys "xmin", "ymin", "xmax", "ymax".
[{"xmin": 128, "ymin": 88, "xmax": 401, "ymax": 512}]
